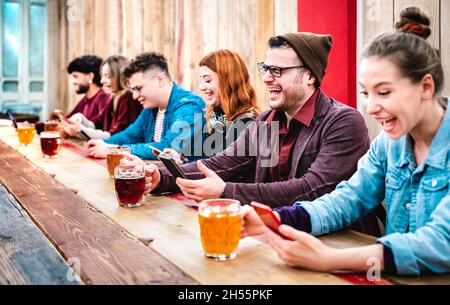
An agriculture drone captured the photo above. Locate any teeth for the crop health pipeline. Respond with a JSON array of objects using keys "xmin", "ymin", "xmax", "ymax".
[{"xmin": 269, "ymin": 88, "xmax": 281, "ymax": 93}]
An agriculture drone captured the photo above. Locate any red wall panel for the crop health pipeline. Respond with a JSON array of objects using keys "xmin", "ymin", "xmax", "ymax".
[{"xmin": 297, "ymin": 0, "xmax": 356, "ymax": 108}]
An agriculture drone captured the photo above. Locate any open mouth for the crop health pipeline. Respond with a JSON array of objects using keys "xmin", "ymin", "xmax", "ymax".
[
  {"xmin": 379, "ymin": 116, "xmax": 397, "ymax": 132},
  {"xmin": 268, "ymin": 88, "xmax": 282, "ymax": 99}
]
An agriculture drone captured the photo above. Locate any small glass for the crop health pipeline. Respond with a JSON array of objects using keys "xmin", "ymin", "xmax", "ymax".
[
  {"xmin": 106, "ymin": 146, "xmax": 132, "ymax": 178},
  {"xmin": 17, "ymin": 123, "xmax": 36, "ymax": 146},
  {"xmin": 40, "ymin": 131, "xmax": 62, "ymax": 158},
  {"xmin": 44, "ymin": 120, "xmax": 60, "ymax": 132},
  {"xmin": 198, "ymin": 199, "xmax": 242, "ymax": 261},
  {"xmin": 114, "ymin": 165, "xmax": 145, "ymax": 208}
]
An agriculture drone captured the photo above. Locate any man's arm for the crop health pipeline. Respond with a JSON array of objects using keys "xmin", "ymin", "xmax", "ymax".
[{"xmin": 224, "ymin": 110, "xmax": 370, "ymax": 206}]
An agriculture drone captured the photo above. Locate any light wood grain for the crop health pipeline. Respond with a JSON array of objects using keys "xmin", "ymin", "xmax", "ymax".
[
  {"xmin": 441, "ymin": 0, "xmax": 450, "ymax": 97},
  {"xmin": 0, "ymin": 132, "xmax": 195, "ymax": 285}
]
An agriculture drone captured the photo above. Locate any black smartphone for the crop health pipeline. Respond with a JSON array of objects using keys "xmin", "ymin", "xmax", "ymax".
[
  {"xmin": 158, "ymin": 153, "xmax": 187, "ymax": 179},
  {"xmin": 6, "ymin": 110, "xmax": 18, "ymax": 129},
  {"xmin": 78, "ymin": 130, "xmax": 91, "ymax": 141}
]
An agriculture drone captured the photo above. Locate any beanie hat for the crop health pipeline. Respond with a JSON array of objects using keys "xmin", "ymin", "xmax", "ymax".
[{"xmin": 277, "ymin": 32, "xmax": 332, "ymax": 86}]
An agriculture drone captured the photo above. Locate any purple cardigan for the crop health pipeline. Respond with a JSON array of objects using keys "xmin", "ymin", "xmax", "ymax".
[{"xmin": 154, "ymin": 89, "xmax": 370, "ymax": 205}]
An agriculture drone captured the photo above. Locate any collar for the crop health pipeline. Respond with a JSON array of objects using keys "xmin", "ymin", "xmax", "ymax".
[
  {"xmin": 265, "ymin": 88, "xmax": 319, "ymax": 127},
  {"xmin": 395, "ymin": 106, "xmax": 450, "ymax": 170}
]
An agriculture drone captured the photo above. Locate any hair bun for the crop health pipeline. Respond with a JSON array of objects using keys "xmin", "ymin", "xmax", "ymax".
[{"xmin": 395, "ymin": 6, "xmax": 431, "ymax": 39}]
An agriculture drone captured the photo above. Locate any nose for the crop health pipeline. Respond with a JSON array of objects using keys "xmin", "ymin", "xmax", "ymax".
[
  {"xmin": 199, "ymin": 81, "xmax": 206, "ymax": 91},
  {"xmin": 364, "ymin": 96, "xmax": 380, "ymax": 115},
  {"xmin": 132, "ymin": 91, "xmax": 140, "ymax": 100},
  {"xmin": 262, "ymin": 70, "xmax": 274, "ymax": 83}
]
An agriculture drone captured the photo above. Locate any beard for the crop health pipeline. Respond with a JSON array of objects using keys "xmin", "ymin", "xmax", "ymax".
[{"xmin": 76, "ymin": 84, "xmax": 90, "ymax": 94}]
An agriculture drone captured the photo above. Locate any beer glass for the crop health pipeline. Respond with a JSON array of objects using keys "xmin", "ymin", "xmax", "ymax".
[
  {"xmin": 106, "ymin": 146, "xmax": 132, "ymax": 177},
  {"xmin": 198, "ymin": 199, "xmax": 241, "ymax": 261},
  {"xmin": 40, "ymin": 131, "xmax": 62, "ymax": 158},
  {"xmin": 114, "ymin": 165, "xmax": 145, "ymax": 208},
  {"xmin": 17, "ymin": 123, "xmax": 36, "ymax": 146}
]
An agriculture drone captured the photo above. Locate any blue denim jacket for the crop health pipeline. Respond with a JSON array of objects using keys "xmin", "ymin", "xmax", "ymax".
[
  {"xmin": 105, "ymin": 83, "xmax": 206, "ymax": 160},
  {"xmin": 296, "ymin": 105, "xmax": 450, "ymax": 276}
]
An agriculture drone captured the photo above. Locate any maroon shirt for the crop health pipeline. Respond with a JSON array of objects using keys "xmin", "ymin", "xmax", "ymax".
[
  {"xmin": 67, "ymin": 89, "xmax": 110, "ymax": 126},
  {"xmin": 267, "ymin": 89, "xmax": 318, "ymax": 182},
  {"xmin": 100, "ymin": 90, "xmax": 143, "ymax": 135}
]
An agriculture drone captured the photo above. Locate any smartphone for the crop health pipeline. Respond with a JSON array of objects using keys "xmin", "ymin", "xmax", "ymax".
[
  {"xmin": 250, "ymin": 202, "xmax": 294, "ymax": 240},
  {"xmin": 6, "ymin": 110, "xmax": 18, "ymax": 129},
  {"xmin": 78, "ymin": 130, "xmax": 91, "ymax": 141},
  {"xmin": 148, "ymin": 145, "xmax": 164, "ymax": 157},
  {"xmin": 158, "ymin": 153, "xmax": 187, "ymax": 179}
]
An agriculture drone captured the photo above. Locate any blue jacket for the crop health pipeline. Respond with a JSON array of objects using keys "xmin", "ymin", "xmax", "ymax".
[
  {"xmin": 294, "ymin": 105, "xmax": 450, "ymax": 276},
  {"xmin": 104, "ymin": 83, "xmax": 206, "ymax": 160}
]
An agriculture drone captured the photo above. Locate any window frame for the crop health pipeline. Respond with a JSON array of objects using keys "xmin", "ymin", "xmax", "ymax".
[{"xmin": 0, "ymin": 0, "xmax": 48, "ymax": 118}]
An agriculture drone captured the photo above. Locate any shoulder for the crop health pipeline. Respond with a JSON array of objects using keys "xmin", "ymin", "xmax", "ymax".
[
  {"xmin": 172, "ymin": 85, "xmax": 205, "ymax": 109},
  {"xmin": 234, "ymin": 109, "xmax": 259, "ymax": 123},
  {"xmin": 97, "ymin": 89, "xmax": 111, "ymax": 102},
  {"xmin": 321, "ymin": 97, "xmax": 366, "ymax": 128}
]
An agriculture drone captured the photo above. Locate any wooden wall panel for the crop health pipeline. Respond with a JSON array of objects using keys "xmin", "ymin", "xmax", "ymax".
[
  {"xmin": 274, "ymin": 0, "xmax": 298, "ymax": 35},
  {"xmin": 360, "ymin": 0, "xmax": 394, "ymax": 139},
  {"xmin": 441, "ymin": 0, "xmax": 450, "ymax": 97}
]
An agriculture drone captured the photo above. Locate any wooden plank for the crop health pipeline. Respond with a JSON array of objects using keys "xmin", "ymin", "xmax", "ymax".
[
  {"xmin": 0, "ymin": 185, "xmax": 77, "ymax": 285},
  {"xmin": 274, "ymin": 0, "xmax": 298, "ymax": 35},
  {"xmin": 0, "ymin": 138, "xmax": 196, "ymax": 285},
  {"xmin": 255, "ymin": 0, "xmax": 274, "ymax": 111},
  {"xmin": 360, "ymin": 0, "xmax": 394, "ymax": 140},
  {"xmin": 441, "ymin": 0, "xmax": 450, "ymax": 97}
]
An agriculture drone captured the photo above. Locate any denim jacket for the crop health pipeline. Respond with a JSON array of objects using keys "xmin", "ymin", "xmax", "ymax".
[
  {"xmin": 296, "ymin": 105, "xmax": 450, "ymax": 276},
  {"xmin": 104, "ymin": 83, "xmax": 206, "ymax": 160}
]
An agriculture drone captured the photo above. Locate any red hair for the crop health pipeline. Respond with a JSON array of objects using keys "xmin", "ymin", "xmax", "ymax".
[{"xmin": 199, "ymin": 49, "xmax": 259, "ymax": 123}]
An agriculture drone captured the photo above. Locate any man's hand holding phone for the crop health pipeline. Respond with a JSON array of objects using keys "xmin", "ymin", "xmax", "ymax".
[{"xmin": 120, "ymin": 153, "xmax": 161, "ymax": 195}]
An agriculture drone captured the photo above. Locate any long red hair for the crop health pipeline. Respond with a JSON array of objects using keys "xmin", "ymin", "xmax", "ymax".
[{"xmin": 199, "ymin": 49, "xmax": 259, "ymax": 122}]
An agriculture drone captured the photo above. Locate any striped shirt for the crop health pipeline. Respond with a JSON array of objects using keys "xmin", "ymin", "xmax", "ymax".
[{"xmin": 153, "ymin": 108, "xmax": 166, "ymax": 142}]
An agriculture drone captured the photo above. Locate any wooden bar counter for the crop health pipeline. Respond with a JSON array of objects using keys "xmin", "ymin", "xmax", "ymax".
[{"xmin": 0, "ymin": 126, "xmax": 448, "ymax": 285}]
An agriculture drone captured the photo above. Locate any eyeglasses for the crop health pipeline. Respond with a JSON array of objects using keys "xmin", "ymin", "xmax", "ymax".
[
  {"xmin": 129, "ymin": 85, "xmax": 144, "ymax": 95},
  {"xmin": 129, "ymin": 73, "xmax": 159, "ymax": 95},
  {"xmin": 257, "ymin": 62, "xmax": 306, "ymax": 78}
]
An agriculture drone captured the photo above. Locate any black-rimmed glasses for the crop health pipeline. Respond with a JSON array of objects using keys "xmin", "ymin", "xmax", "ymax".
[{"xmin": 257, "ymin": 62, "xmax": 306, "ymax": 77}]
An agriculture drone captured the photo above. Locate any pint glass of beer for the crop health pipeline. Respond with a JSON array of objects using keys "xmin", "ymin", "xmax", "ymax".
[
  {"xmin": 198, "ymin": 199, "xmax": 241, "ymax": 261},
  {"xmin": 40, "ymin": 131, "xmax": 62, "ymax": 158},
  {"xmin": 114, "ymin": 165, "xmax": 145, "ymax": 208},
  {"xmin": 106, "ymin": 146, "xmax": 132, "ymax": 177},
  {"xmin": 17, "ymin": 123, "xmax": 36, "ymax": 146}
]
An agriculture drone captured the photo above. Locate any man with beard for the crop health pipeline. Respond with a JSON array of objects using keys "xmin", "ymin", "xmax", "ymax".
[
  {"xmin": 127, "ymin": 32, "xmax": 381, "ymax": 236},
  {"xmin": 60, "ymin": 55, "xmax": 110, "ymax": 135}
]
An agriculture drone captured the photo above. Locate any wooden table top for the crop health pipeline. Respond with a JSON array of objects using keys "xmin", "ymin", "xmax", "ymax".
[{"xmin": 1, "ymin": 126, "xmax": 448, "ymax": 285}]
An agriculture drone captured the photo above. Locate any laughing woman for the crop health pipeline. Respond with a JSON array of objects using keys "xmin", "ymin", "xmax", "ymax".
[
  {"xmin": 162, "ymin": 49, "xmax": 259, "ymax": 162},
  {"xmin": 67, "ymin": 55, "xmax": 143, "ymax": 139},
  {"xmin": 241, "ymin": 8, "xmax": 449, "ymax": 276}
]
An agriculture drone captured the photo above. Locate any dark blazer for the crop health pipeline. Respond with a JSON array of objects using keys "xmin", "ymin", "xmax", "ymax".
[{"xmin": 156, "ymin": 89, "xmax": 370, "ymax": 205}]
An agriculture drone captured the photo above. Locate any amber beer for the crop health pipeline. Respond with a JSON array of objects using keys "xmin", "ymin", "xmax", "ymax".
[
  {"xmin": 106, "ymin": 146, "xmax": 131, "ymax": 177},
  {"xmin": 40, "ymin": 131, "xmax": 62, "ymax": 158},
  {"xmin": 44, "ymin": 120, "xmax": 60, "ymax": 132},
  {"xmin": 198, "ymin": 199, "xmax": 241, "ymax": 261},
  {"xmin": 17, "ymin": 123, "xmax": 36, "ymax": 146},
  {"xmin": 114, "ymin": 165, "xmax": 145, "ymax": 208}
]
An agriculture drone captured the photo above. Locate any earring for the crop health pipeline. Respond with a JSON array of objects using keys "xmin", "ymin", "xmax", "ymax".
[{"xmin": 88, "ymin": 80, "xmax": 93, "ymax": 84}]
